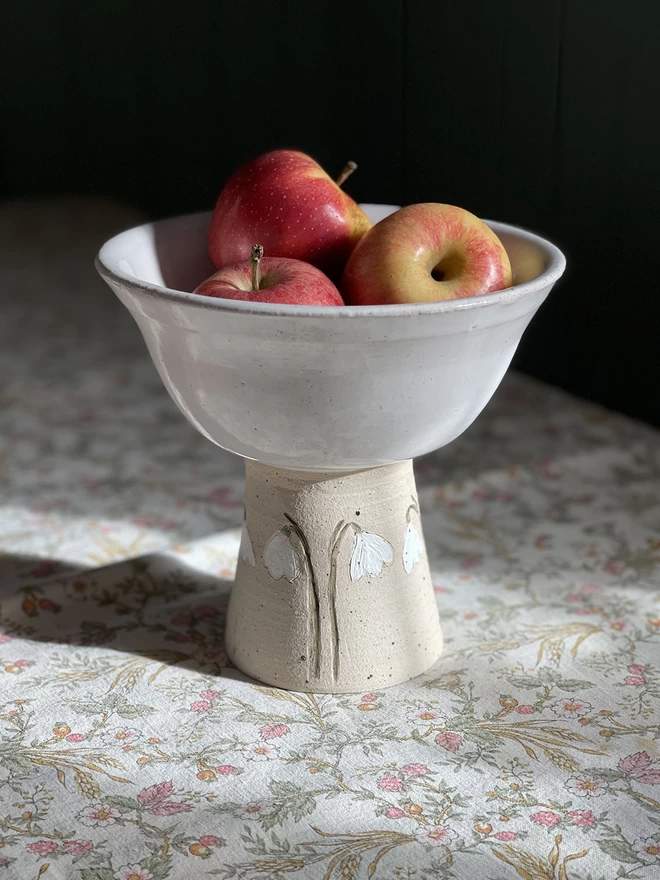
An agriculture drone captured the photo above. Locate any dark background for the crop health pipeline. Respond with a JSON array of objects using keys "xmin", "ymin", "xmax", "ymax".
[{"xmin": 2, "ymin": 0, "xmax": 659, "ymax": 424}]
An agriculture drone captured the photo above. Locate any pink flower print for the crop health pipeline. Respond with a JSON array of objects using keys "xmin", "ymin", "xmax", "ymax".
[
  {"xmin": 402, "ymin": 763, "xmax": 429, "ymax": 776},
  {"xmin": 132, "ymin": 517, "xmax": 153, "ymax": 527},
  {"xmin": 569, "ymin": 810, "xmax": 596, "ymax": 827},
  {"xmin": 636, "ymin": 769, "xmax": 660, "ymax": 785},
  {"xmin": 460, "ymin": 556, "xmax": 482, "ymax": 569},
  {"xmin": 171, "ymin": 613, "xmax": 191, "ymax": 626},
  {"xmin": 361, "ymin": 694, "xmax": 377, "ymax": 703},
  {"xmin": 580, "ymin": 583, "xmax": 600, "ymax": 593},
  {"xmin": 30, "ymin": 561, "xmax": 58, "ymax": 578},
  {"xmin": 565, "ymin": 594, "xmax": 582, "ymax": 603},
  {"xmin": 407, "ymin": 705, "xmax": 442, "ymax": 724},
  {"xmin": 618, "ymin": 751, "xmax": 660, "ymax": 784},
  {"xmin": 138, "ymin": 780, "xmax": 173, "ymax": 806},
  {"xmin": 565, "ymin": 775, "xmax": 609, "ymax": 798},
  {"xmin": 604, "ymin": 560, "xmax": 625, "ymax": 576},
  {"xmin": 78, "ymin": 802, "xmax": 118, "ymax": 827},
  {"xmin": 0, "ymin": 634, "xmax": 11, "ymax": 644},
  {"xmin": 415, "ymin": 825, "xmax": 457, "ymax": 847},
  {"xmin": 377, "ymin": 775, "xmax": 403, "ymax": 792},
  {"xmin": 531, "ymin": 811, "xmax": 561, "ymax": 827},
  {"xmin": 463, "ymin": 611, "xmax": 479, "ymax": 621},
  {"xmin": 627, "ymin": 664, "xmax": 646, "ymax": 676},
  {"xmin": 535, "ymin": 535, "xmax": 550, "ymax": 549},
  {"xmin": 26, "ymin": 840, "xmax": 58, "ymax": 855},
  {"xmin": 209, "ymin": 487, "xmax": 241, "ymax": 507},
  {"xmin": 193, "ymin": 605, "xmax": 217, "ymax": 617},
  {"xmin": 137, "ymin": 780, "xmax": 192, "ymax": 815},
  {"xmin": 538, "ymin": 459, "xmax": 559, "ymax": 480},
  {"xmin": 101, "ymin": 727, "xmax": 142, "ymax": 746},
  {"xmin": 190, "ymin": 700, "xmax": 212, "ymax": 712},
  {"xmin": 63, "ymin": 840, "xmax": 93, "ymax": 855},
  {"xmin": 117, "ymin": 866, "xmax": 152, "ymax": 880},
  {"xmin": 216, "ymin": 765, "xmax": 238, "ymax": 775},
  {"xmin": 516, "ymin": 705, "xmax": 535, "ymax": 715},
  {"xmin": 237, "ymin": 802, "xmax": 269, "ymax": 821},
  {"xmin": 635, "ymin": 838, "xmax": 660, "ymax": 863},
  {"xmin": 199, "ymin": 835, "xmax": 219, "ymax": 847},
  {"xmin": 610, "ymin": 620, "xmax": 627, "ymax": 632},
  {"xmin": 385, "ymin": 807, "xmax": 405, "ymax": 819},
  {"xmin": 66, "ymin": 732, "xmax": 85, "ymax": 742},
  {"xmin": 472, "ymin": 489, "xmax": 490, "ymax": 501},
  {"xmin": 260, "ymin": 722, "xmax": 290, "ymax": 740},
  {"xmin": 495, "ymin": 831, "xmax": 517, "ymax": 841},
  {"xmin": 618, "ymin": 751, "xmax": 652, "ymax": 774},
  {"xmin": 551, "ymin": 698, "xmax": 592, "ymax": 719},
  {"xmin": 625, "ymin": 675, "xmax": 646, "ymax": 686},
  {"xmin": 243, "ymin": 741, "xmax": 279, "ymax": 761},
  {"xmin": 200, "ymin": 689, "xmax": 219, "ymax": 701},
  {"xmin": 435, "ymin": 731, "xmax": 463, "ymax": 752},
  {"xmin": 575, "ymin": 607, "xmax": 594, "ymax": 615},
  {"xmin": 149, "ymin": 800, "xmax": 193, "ymax": 816},
  {"xmin": 14, "ymin": 659, "xmax": 29, "ymax": 667}
]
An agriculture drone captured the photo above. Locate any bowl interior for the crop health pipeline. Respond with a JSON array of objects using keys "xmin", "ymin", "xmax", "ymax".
[{"xmin": 104, "ymin": 205, "xmax": 562, "ymax": 308}]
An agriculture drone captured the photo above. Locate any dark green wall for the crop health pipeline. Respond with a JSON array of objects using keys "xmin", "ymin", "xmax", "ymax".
[{"xmin": 2, "ymin": 1, "xmax": 659, "ymax": 423}]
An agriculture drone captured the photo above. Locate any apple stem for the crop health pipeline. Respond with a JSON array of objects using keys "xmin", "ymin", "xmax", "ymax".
[
  {"xmin": 335, "ymin": 160, "xmax": 358, "ymax": 188},
  {"xmin": 250, "ymin": 244, "xmax": 264, "ymax": 291}
]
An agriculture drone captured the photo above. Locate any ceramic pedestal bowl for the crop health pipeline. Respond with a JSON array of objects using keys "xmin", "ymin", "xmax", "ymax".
[{"xmin": 96, "ymin": 204, "xmax": 565, "ymax": 693}]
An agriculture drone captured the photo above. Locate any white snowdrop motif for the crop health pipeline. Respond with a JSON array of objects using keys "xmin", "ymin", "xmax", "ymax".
[
  {"xmin": 349, "ymin": 530, "xmax": 394, "ymax": 582},
  {"xmin": 239, "ymin": 524, "xmax": 256, "ymax": 567},
  {"xmin": 402, "ymin": 521, "xmax": 423, "ymax": 574},
  {"xmin": 263, "ymin": 528, "xmax": 301, "ymax": 583}
]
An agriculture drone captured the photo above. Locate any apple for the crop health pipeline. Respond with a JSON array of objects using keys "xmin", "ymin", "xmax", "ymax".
[
  {"xmin": 194, "ymin": 244, "xmax": 344, "ymax": 306},
  {"xmin": 341, "ymin": 203, "xmax": 512, "ymax": 305},
  {"xmin": 208, "ymin": 150, "xmax": 371, "ymax": 280}
]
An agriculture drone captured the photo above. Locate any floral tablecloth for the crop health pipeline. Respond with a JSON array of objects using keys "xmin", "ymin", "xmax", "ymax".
[{"xmin": 1, "ymin": 199, "xmax": 659, "ymax": 880}]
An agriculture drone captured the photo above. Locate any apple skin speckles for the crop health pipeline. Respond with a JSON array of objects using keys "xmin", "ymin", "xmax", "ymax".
[{"xmin": 208, "ymin": 150, "xmax": 371, "ymax": 282}]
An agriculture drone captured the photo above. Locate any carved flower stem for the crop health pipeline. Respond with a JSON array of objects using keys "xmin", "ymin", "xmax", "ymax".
[
  {"xmin": 327, "ymin": 521, "xmax": 359, "ymax": 681},
  {"xmin": 284, "ymin": 513, "xmax": 321, "ymax": 679}
]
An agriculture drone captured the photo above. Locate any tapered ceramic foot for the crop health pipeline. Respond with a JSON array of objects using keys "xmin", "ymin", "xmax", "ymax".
[{"xmin": 226, "ymin": 460, "xmax": 442, "ymax": 693}]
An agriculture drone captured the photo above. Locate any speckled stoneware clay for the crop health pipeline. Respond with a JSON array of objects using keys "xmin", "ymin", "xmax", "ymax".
[
  {"xmin": 96, "ymin": 204, "xmax": 566, "ymax": 693},
  {"xmin": 227, "ymin": 460, "xmax": 441, "ymax": 691}
]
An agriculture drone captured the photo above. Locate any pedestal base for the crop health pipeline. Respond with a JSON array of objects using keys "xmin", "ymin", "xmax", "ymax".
[{"xmin": 226, "ymin": 460, "xmax": 442, "ymax": 693}]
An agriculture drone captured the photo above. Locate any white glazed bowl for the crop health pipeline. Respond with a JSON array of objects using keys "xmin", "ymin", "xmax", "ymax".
[{"xmin": 96, "ymin": 205, "xmax": 565, "ymax": 472}]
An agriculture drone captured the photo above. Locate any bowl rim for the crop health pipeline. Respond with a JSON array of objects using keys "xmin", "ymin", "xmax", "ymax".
[{"xmin": 96, "ymin": 206, "xmax": 566, "ymax": 319}]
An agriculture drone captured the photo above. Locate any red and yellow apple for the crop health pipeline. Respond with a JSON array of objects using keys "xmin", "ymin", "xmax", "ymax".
[
  {"xmin": 208, "ymin": 150, "xmax": 371, "ymax": 280},
  {"xmin": 194, "ymin": 244, "xmax": 344, "ymax": 306},
  {"xmin": 341, "ymin": 203, "xmax": 512, "ymax": 305}
]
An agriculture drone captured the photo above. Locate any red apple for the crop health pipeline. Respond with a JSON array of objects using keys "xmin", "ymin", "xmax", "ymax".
[
  {"xmin": 208, "ymin": 150, "xmax": 371, "ymax": 280},
  {"xmin": 341, "ymin": 203, "xmax": 512, "ymax": 305},
  {"xmin": 194, "ymin": 245, "xmax": 344, "ymax": 306}
]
